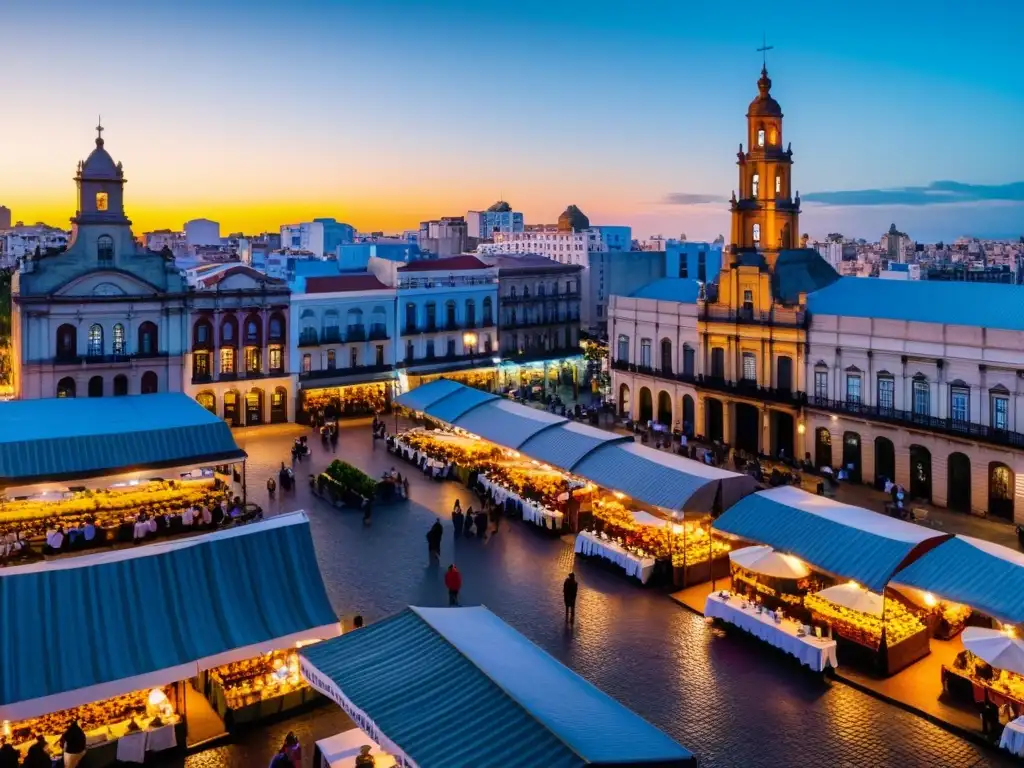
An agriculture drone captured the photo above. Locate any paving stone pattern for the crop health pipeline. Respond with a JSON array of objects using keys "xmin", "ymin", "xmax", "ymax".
[{"xmin": 163, "ymin": 422, "xmax": 1007, "ymax": 768}]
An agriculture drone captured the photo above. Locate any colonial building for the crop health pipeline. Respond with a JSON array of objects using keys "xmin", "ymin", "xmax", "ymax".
[
  {"xmin": 185, "ymin": 264, "xmax": 292, "ymax": 426},
  {"xmin": 479, "ymin": 253, "xmax": 583, "ymax": 394},
  {"xmin": 12, "ymin": 125, "xmax": 187, "ymax": 399},
  {"xmin": 609, "ymin": 65, "xmax": 1024, "ymax": 522},
  {"xmin": 291, "ymin": 273, "xmax": 397, "ymax": 422}
]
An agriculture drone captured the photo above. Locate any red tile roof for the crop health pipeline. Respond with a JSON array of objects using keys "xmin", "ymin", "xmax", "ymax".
[
  {"xmin": 397, "ymin": 255, "xmax": 490, "ymax": 272},
  {"xmin": 305, "ymin": 274, "xmax": 389, "ymax": 293},
  {"xmin": 196, "ymin": 265, "xmax": 284, "ymax": 289}
]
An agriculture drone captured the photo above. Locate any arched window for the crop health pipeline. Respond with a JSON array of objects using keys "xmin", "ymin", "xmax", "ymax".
[
  {"xmin": 88, "ymin": 376, "xmax": 103, "ymax": 397},
  {"xmin": 56, "ymin": 324, "xmax": 77, "ymax": 360},
  {"xmin": 752, "ymin": 174, "xmax": 759, "ymax": 199},
  {"xmin": 245, "ymin": 316, "xmax": 260, "ymax": 344},
  {"xmin": 196, "ymin": 392, "xmax": 216, "ymax": 414},
  {"xmin": 97, "ymin": 235, "xmax": 114, "ymax": 264},
  {"xmin": 466, "ymin": 299, "xmax": 476, "ymax": 326},
  {"xmin": 757, "ymin": 127, "xmax": 765, "ymax": 147},
  {"xmin": 321, "ymin": 309, "xmax": 339, "ymax": 342},
  {"xmin": 370, "ymin": 306, "xmax": 387, "ymax": 338},
  {"xmin": 193, "ymin": 319, "xmax": 212, "ymax": 347},
  {"xmin": 221, "ymin": 316, "xmax": 237, "ymax": 345},
  {"xmin": 752, "ymin": 223, "xmax": 761, "ymax": 243},
  {"xmin": 617, "ymin": 334, "xmax": 629, "ymax": 362},
  {"xmin": 444, "ymin": 300, "xmax": 456, "ymax": 328},
  {"xmin": 483, "ymin": 297, "xmax": 493, "ymax": 326},
  {"xmin": 775, "ymin": 175, "xmax": 781, "ymax": 195},
  {"xmin": 138, "ymin": 322, "xmax": 158, "ymax": 355},
  {"xmin": 140, "ymin": 371, "xmax": 158, "ymax": 394},
  {"xmin": 112, "ymin": 323, "xmax": 125, "ymax": 355},
  {"xmin": 660, "ymin": 338, "xmax": 672, "ymax": 374},
  {"xmin": 57, "ymin": 377, "xmax": 76, "ymax": 398},
  {"xmin": 113, "ymin": 374, "xmax": 128, "ymax": 396},
  {"xmin": 268, "ymin": 313, "xmax": 284, "ymax": 341},
  {"xmin": 87, "ymin": 324, "xmax": 103, "ymax": 357}
]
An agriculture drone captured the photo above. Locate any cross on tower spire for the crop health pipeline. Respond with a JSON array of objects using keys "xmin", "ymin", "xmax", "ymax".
[
  {"xmin": 96, "ymin": 116, "xmax": 104, "ymax": 145},
  {"xmin": 757, "ymin": 34, "xmax": 774, "ymax": 71}
]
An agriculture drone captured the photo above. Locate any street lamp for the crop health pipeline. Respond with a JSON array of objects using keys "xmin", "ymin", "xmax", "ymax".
[{"xmin": 463, "ymin": 331, "xmax": 478, "ymax": 365}]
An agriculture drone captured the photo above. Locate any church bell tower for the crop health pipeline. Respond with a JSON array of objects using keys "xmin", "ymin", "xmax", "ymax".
[{"xmin": 728, "ymin": 66, "xmax": 800, "ymax": 267}]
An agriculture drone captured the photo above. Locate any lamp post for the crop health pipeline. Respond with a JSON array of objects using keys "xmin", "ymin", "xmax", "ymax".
[{"xmin": 463, "ymin": 331, "xmax": 478, "ymax": 369}]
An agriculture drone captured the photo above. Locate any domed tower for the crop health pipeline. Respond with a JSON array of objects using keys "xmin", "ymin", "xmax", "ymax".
[
  {"xmin": 728, "ymin": 67, "xmax": 799, "ymax": 266},
  {"xmin": 72, "ymin": 120, "xmax": 130, "ymax": 229},
  {"xmin": 557, "ymin": 205, "xmax": 590, "ymax": 233}
]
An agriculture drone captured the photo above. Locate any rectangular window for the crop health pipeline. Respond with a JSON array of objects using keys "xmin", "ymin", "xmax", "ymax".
[
  {"xmin": 775, "ymin": 176, "xmax": 781, "ymax": 194},
  {"xmin": 993, "ymin": 395, "xmax": 1009, "ymax": 430},
  {"xmin": 302, "ymin": 353, "xmax": 311, "ymax": 373},
  {"xmin": 617, "ymin": 335, "xmax": 629, "ymax": 362},
  {"xmin": 846, "ymin": 374, "xmax": 862, "ymax": 404},
  {"xmin": 683, "ymin": 346, "xmax": 695, "ymax": 377},
  {"xmin": 446, "ymin": 338, "xmax": 456, "ymax": 357},
  {"xmin": 678, "ymin": 257, "xmax": 688, "ymax": 278},
  {"xmin": 376, "ymin": 344, "xmax": 385, "ymax": 366},
  {"xmin": 245, "ymin": 347, "xmax": 261, "ymax": 374},
  {"xmin": 220, "ymin": 347, "xmax": 235, "ymax": 374},
  {"xmin": 193, "ymin": 352, "xmax": 209, "ymax": 376},
  {"xmin": 814, "ymin": 370, "xmax": 828, "ymax": 400},
  {"xmin": 877, "ymin": 377, "xmax": 894, "ymax": 410},
  {"xmin": 912, "ymin": 380, "xmax": 930, "ymax": 417},
  {"xmin": 350, "ymin": 348, "xmax": 358, "ymax": 367},
  {"xmin": 742, "ymin": 352, "xmax": 756, "ymax": 382},
  {"xmin": 327, "ymin": 349, "xmax": 336, "ymax": 370},
  {"xmin": 640, "ymin": 338, "xmax": 652, "ymax": 368},
  {"xmin": 950, "ymin": 387, "xmax": 970, "ymax": 423},
  {"xmin": 697, "ymin": 252, "xmax": 706, "ymax": 282},
  {"xmin": 426, "ymin": 340, "xmax": 435, "ymax": 358},
  {"xmin": 269, "ymin": 347, "xmax": 282, "ymax": 372}
]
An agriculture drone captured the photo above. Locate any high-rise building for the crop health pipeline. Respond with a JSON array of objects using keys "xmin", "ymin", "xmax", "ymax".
[
  {"xmin": 466, "ymin": 201, "xmax": 524, "ymax": 239},
  {"xmin": 184, "ymin": 218, "xmax": 221, "ymax": 247},
  {"xmin": 0, "ymin": 205, "xmax": 12, "ymax": 230}
]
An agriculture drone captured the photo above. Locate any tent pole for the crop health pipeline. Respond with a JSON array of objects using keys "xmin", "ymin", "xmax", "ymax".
[
  {"xmin": 710, "ymin": 525, "xmax": 716, "ymax": 592},
  {"xmin": 242, "ymin": 460, "xmax": 247, "ymax": 507}
]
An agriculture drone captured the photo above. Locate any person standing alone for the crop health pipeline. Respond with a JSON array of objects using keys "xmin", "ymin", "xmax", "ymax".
[
  {"xmin": 445, "ymin": 563, "xmax": 463, "ymax": 606},
  {"xmin": 426, "ymin": 518, "xmax": 443, "ymax": 563},
  {"xmin": 563, "ymin": 572, "xmax": 578, "ymax": 624}
]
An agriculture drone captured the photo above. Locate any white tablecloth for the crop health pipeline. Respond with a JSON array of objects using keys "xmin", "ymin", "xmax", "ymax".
[
  {"xmin": 1001, "ymin": 717, "xmax": 1024, "ymax": 756},
  {"xmin": 480, "ymin": 474, "xmax": 564, "ymax": 530},
  {"xmin": 705, "ymin": 593, "xmax": 839, "ymax": 672},
  {"xmin": 574, "ymin": 531, "xmax": 656, "ymax": 584},
  {"xmin": 115, "ymin": 731, "xmax": 147, "ymax": 764},
  {"xmin": 145, "ymin": 723, "xmax": 177, "ymax": 753}
]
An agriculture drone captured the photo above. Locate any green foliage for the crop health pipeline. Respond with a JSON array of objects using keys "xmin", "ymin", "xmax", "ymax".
[{"xmin": 320, "ymin": 459, "xmax": 377, "ymax": 499}]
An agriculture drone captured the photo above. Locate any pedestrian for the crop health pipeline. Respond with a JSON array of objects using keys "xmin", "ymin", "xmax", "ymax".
[
  {"xmin": 266, "ymin": 476, "xmax": 276, "ymax": 499},
  {"xmin": 59, "ymin": 720, "xmax": 87, "ymax": 768},
  {"xmin": 474, "ymin": 508, "xmax": 487, "ymax": 540},
  {"xmin": 363, "ymin": 498, "xmax": 373, "ymax": 526},
  {"xmin": 444, "ymin": 563, "xmax": 463, "ymax": 606},
  {"xmin": 563, "ymin": 572, "xmax": 578, "ymax": 624},
  {"xmin": 452, "ymin": 500, "xmax": 464, "ymax": 539},
  {"xmin": 0, "ymin": 738, "xmax": 17, "ymax": 768},
  {"xmin": 463, "ymin": 505, "xmax": 475, "ymax": 538},
  {"xmin": 268, "ymin": 746, "xmax": 291, "ymax": 768},
  {"xmin": 22, "ymin": 736, "xmax": 50, "ymax": 768},
  {"xmin": 353, "ymin": 615, "xmax": 364, "ymax": 629},
  {"xmin": 426, "ymin": 518, "xmax": 443, "ymax": 563},
  {"xmin": 284, "ymin": 732, "xmax": 302, "ymax": 768}
]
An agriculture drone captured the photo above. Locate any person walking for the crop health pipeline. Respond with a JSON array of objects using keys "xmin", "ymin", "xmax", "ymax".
[
  {"xmin": 283, "ymin": 732, "xmax": 302, "ymax": 768},
  {"xmin": 452, "ymin": 500, "xmax": 464, "ymax": 539},
  {"xmin": 0, "ymin": 738, "xmax": 17, "ymax": 768},
  {"xmin": 563, "ymin": 572, "xmax": 579, "ymax": 624},
  {"xmin": 426, "ymin": 518, "xmax": 443, "ymax": 563},
  {"xmin": 266, "ymin": 476, "xmax": 276, "ymax": 500},
  {"xmin": 444, "ymin": 564, "xmax": 463, "ymax": 606},
  {"xmin": 60, "ymin": 720, "xmax": 87, "ymax": 768}
]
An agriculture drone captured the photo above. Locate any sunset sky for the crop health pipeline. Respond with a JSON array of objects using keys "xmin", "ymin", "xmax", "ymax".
[{"xmin": 2, "ymin": 0, "xmax": 1021, "ymax": 241}]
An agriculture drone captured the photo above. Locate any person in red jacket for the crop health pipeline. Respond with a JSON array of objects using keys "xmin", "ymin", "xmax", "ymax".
[{"xmin": 444, "ymin": 564, "xmax": 463, "ymax": 606}]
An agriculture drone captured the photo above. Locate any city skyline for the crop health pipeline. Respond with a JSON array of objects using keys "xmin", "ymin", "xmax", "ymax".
[{"xmin": 2, "ymin": 0, "xmax": 1021, "ymax": 241}]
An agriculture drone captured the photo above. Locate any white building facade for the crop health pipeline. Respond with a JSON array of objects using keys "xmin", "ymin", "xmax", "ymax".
[
  {"xmin": 281, "ymin": 222, "xmax": 326, "ymax": 258},
  {"xmin": 184, "ymin": 218, "xmax": 221, "ymax": 248},
  {"xmin": 12, "ymin": 127, "xmax": 187, "ymax": 400}
]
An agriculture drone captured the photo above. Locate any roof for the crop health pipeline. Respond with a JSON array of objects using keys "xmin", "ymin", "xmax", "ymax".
[
  {"xmin": 486, "ymin": 200, "xmax": 512, "ymax": 212},
  {"xmin": 771, "ymin": 248, "xmax": 839, "ymax": 304},
  {"xmin": 81, "ymin": 137, "xmax": 118, "ymax": 179},
  {"xmin": 194, "ymin": 264, "xmax": 286, "ymax": 289},
  {"xmin": 485, "ymin": 253, "xmax": 580, "ymax": 274},
  {"xmin": 518, "ymin": 421, "xmax": 631, "ymax": 471},
  {"xmin": 806, "ymin": 277, "xmax": 1024, "ymax": 331},
  {"xmin": 557, "ymin": 205, "xmax": 590, "ymax": 233},
  {"xmin": 305, "ymin": 274, "xmax": 389, "ymax": 293},
  {"xmin": 713, "ymin": 486, "xmax": 948, "ymax": 592},
  {"xmin": 747, "ymin": 68, "xmax": 782, "ymax": 117},
  {"xmin": 397, "ymin": 255, "xmax": 490, "ymax": 272},
  {"xmin": 573, "ymin": 441, "xmax": 756, "ymax": 514},
  {"xmin": 893, "ymin": 536, "xmax": 1024, "ymax": 624},
  {"xmin": 0, "ymin": 513, "xmax": 339, "ymax": 720},
  {"xmin": 300, "ymin": 607, "xmax": 694, "ymax": 768},
  {"xmin": 397, "ymin": 382, "xmax": 755, "ymax": 513},
  {"xmin": 0, "ymin": 394, "xmax": 247, "ymax": 486},
  {"xmin": 629, "ymin": 277, "xmax": 701, "ymax": 303}
]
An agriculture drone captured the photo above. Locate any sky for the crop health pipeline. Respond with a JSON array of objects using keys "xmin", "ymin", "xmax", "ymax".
[{"xmin": 2, "ymin": 0, "xmax": 1022, "ymax": 242}]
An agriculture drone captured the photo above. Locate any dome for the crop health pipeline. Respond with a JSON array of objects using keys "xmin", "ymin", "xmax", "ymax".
[
  {"xmin": 486, "ymin": 200, "xmax": 512, "ymax": 213},
  {"xmin": 557, "ymin": 204, "xmax": 590, "ymax": 232},
  {"xmin": 79, "ymin": 122, "xmax": 122, "ymax": 180},
  {"xmin": 747, "ymin": 67, "xmax": 782, "ymax": 118}
]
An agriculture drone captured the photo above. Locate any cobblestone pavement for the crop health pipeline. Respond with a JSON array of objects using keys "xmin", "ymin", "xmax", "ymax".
[{"xmin": 165, "ymin": 422, "xmax": 1007, "ymax": 768}]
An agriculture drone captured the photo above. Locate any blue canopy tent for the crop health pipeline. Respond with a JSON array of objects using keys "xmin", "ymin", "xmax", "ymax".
[
  {"xmin": 394, "ymin": 381, "xmax": 756, "ymax": 514},
  {"xmin": 0, "ymin": 393, "xmax": 247, "ymax": 487},
  {"xmin": 892, "ymin": 535, "xmax": 1024, "ymax": 625},
  {"xmin": 712, "ymin": 486, "xmax": 949, "ymax": 593},
  {"xmin": 0, "ymin": 512, "xmax": 339, "ymax": 721},
  {"xmin": 300, "ymin": 606, "xmax": 695, "ymax": 768}
]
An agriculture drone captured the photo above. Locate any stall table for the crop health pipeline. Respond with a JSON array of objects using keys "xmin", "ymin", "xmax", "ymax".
[
  {"xmin": 705, "ymin": 593, "xmax": 838, "ymax": 672},
  {"xmin": 479, "ymin": 474, "xmax": 563, "ymax": 531},
  {"xmin": 1001, "ymin": 717, "xmax": 1024, "ymax": 757},
  {"xmin": 574, "ymin": 531, "xmax": 656, "ymax": 584}
]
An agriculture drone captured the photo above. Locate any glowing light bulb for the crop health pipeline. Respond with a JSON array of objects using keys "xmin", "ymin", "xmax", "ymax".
[{"xmin": 923, "ymin": 593, "xmax": 937, "ymax": 607}]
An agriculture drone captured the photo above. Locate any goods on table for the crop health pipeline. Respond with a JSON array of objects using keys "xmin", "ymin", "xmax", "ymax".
[
  {"xmin": 589, "ymin": 499, "xmax": 729, "ymax": 566},
  {"xmin": 805, "ymin": 592, "xmax": 926, "ymax": 648},
  {"xmin": 951, "ymin": 650, "xmax": 1024, "ymax": 701},
  {"xmin": 0, "ymin": 480, "xmax": 221, "ymax": 540},
  {"xmin": 209, "ymin": 650, "xmax": 306, "ymax": 710},
  {"xmin": 397, "ymin": 430, "xmax": 502, "ymax": 467},
  {"xmin": 305, "ymin": 383, "xmax": 390, "ymax": 417},
  {"xmin": 482, "ymin": 464, "xmax": 567, "ymax": 508},
  {"xmin": 7, "ymin": 687, "xmax": 176, "ymax": 744}
]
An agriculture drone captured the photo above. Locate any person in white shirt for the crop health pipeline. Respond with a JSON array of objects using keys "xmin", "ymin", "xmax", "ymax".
[
  {"xmin": 201, "ymin": 505, "xmax": 212, "ymax": 526},
  {"xmin": 181, "ymin": 506, "xmax": 194, "ymax": 527},
  {"xmin": 47, "ymin": 527, "xmax": 65, "ymax": 552}
]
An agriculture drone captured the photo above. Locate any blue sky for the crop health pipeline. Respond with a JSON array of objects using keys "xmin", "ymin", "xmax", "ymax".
[{"xmin": 2, "ymin": 0, "xmax": 1021, "ymax": 240}]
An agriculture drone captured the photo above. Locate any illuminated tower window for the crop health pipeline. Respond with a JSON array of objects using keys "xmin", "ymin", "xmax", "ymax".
[
  {"xmin": 752, "ymin": 174, "xmax": 759, "ymax": 198},
  {"xmin": 96, "ymin": 192, "xmax": 108, "ymax": 211},
  {"xmin": 769, "ymin": 128, "xmax": 777, "ymax": 145},
  {"xmin": 753, "ymin": 224, "xmax": 761, "ymax": 243},
  {"xmin": 757, "ymin": 129, "xmax": 765, "ymax": 147},
  {"xmin": 775, "ymin": 175, "xmax": 781, "ymax": 194}
]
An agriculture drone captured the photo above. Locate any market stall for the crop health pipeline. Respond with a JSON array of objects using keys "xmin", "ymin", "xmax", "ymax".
[
  {"xmin": 313, "ymin": 728, "xmax": 397, "ymax": 768},
  {"xmin": 713, "ymin": 486, "xmax": 948, "ymax": 676},
  {"xmin": 0, "ymin": 513, "xmax": 341, "ymax": 757},
  {"xmin": 301, "ymin": 382, "xmax": 393, "ymax": 422},
  {"xmin": 300, "ymin": 606, "xmax": 697, "ymax": 768}
]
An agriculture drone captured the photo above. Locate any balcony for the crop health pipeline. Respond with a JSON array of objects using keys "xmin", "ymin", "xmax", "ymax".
[
  {"xmin": 369, "ymin": 325, "xmax": 389, "ymax": 341},
  {"xmin": 807, "ymin": 397, "xmax": 1024, "ymax": 450},
  {"xmin": 51, "ymin": 352, "xmax": 167, "ymax": 365},
  {"xmin": 298, "ymin": 330, "xmax": 319, "ymax": 347},
  {"xmin": 322, "ymin": 328, "xmax": 342, "ymax": 344},
  {"xmin": 346, "ymin": 326, "xmax": 366, "ymax": 342},
  {"xmin": 502, "ymin": 290, "xmax": 580, "ymax": 304},
  {"xmin": 502, "ymin": 346, "xmax": 583, "ymax": 365},
  {"xmin": 698, "ymin": 305, "xmax": 808, "ymax": 329},
  {"xmin": 191, "ymin": 372, "xmax": 213, "ymax": 384},
  {"xmin": 501, "ymin": 315, "xmax": 578, "ymax": 330},
  {"xmin": 611, "ymin": 360, "xmax": 804, "ymax": 405},
  {"xmin": 402, "ymin": 323, "xmax": 417, "ymax": 336},
  {"xmin": 299, "ymin": 363, "xmax": 394, "ymax": 382}
]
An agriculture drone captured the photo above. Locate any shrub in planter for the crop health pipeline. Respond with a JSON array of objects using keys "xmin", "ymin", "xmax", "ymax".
[{"xmin": 319, "ymin": 460, "xmax": 377, "ymax": 506}]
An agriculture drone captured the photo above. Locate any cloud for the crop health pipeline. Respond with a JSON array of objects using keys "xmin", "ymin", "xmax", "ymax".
[
  {"xmin": 803, "ymin": 181, "xmax": 1024, "ymax": 207},
  {"xmin": 661, "ymin": 192, "xmax": 727, "ymax": 205}
]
